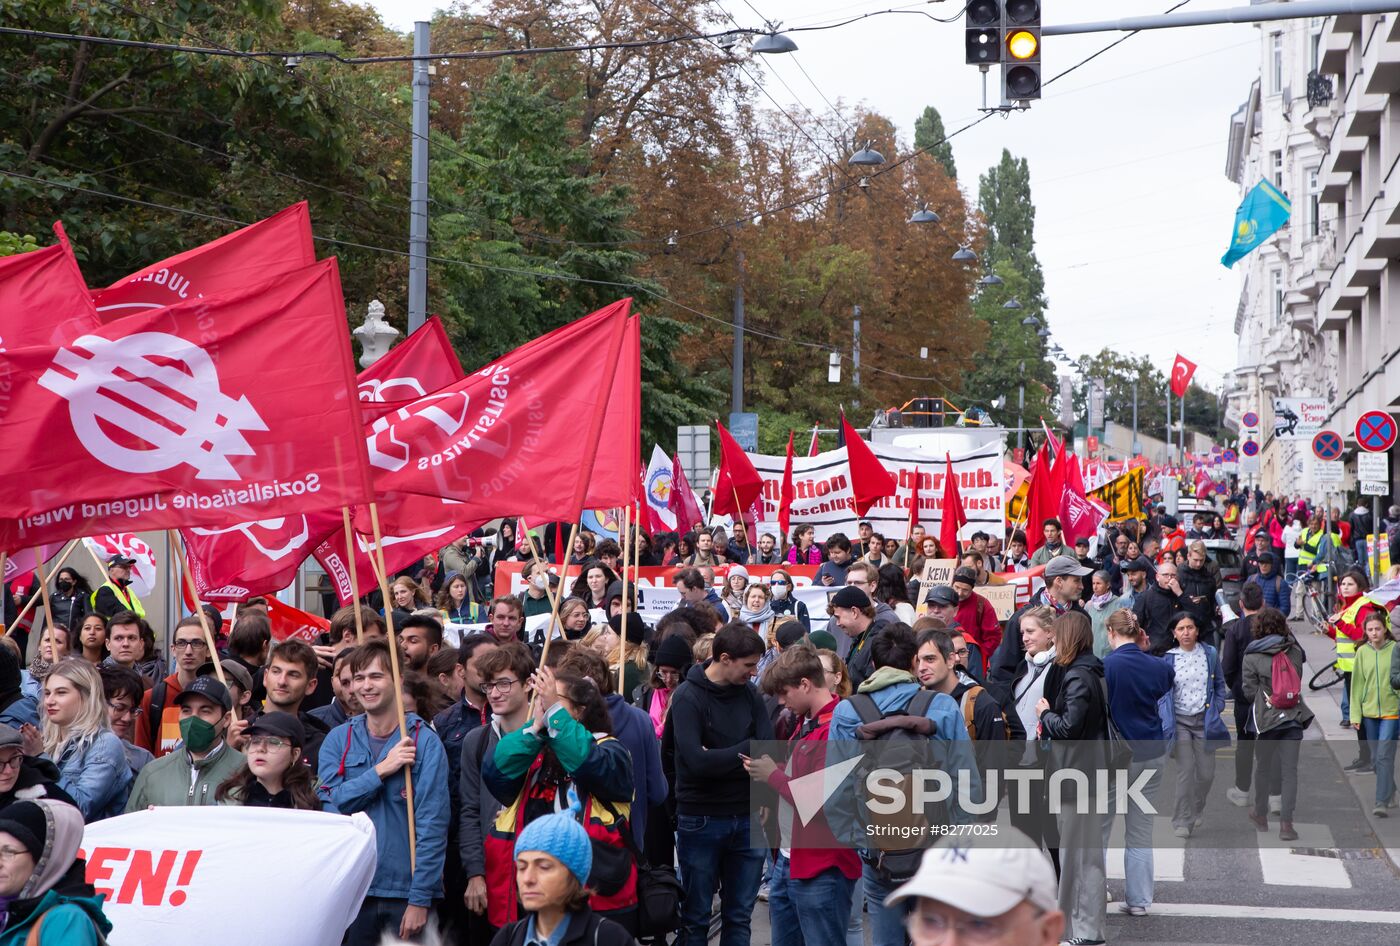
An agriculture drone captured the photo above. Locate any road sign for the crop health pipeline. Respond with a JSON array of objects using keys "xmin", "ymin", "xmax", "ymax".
[
  {"xmin": 1362, "ymin": 481, "xmax": 1389, "ymax": 496},
  {"xmin": 1315, "ymin": 460, "xmax": 1345, "ymax": 485},
  {"xmin": 1240, "ymin": 454, "xmax": 1260, "ymax": 475},
  {"xmin": 1222, "ymin": 449, "xmax": 1237, "ymax": 462},
  {"xmin": 728, "ymin": 412, "xmax": 759, "ymax": 452},
  {"xmin": 1241, "ymin": 439, "xmax": 1260, "ymax": 457},
  {"xmin": 1242, "ymin": 410, "xmax": 1260, "ymax": 429},
  {"xmin": 1312, "ymin": 429, "xmax": 1344, "ymax": 461},
  {"xmin": 1086, "ymin": 435, "xmax": 1099, "ymax": 454},
  {"xmin": 1356, "ymin": 410, "xmax": 1398, "ymax": 453},
  {"xmin": 1358, "ymin": 452, "xmax": 1388, "ymax": 483}
]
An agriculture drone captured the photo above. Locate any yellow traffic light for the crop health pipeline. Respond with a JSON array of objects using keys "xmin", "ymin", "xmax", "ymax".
[{"xmin": 1007, "ymin": 29, "xmax": 1038, "ymax": 60}]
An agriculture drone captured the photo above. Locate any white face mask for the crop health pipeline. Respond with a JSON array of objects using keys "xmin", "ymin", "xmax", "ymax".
[
  {"xmin": 531, "ymin": 574, "xmax": 547, "ymax": 590},
  {"xmin": 770, "ymin": 583, "xmax": 789, "ymax": 599}
]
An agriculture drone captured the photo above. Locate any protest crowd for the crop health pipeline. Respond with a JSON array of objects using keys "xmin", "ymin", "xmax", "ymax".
[{"xmin": 2, "ymin": 209, "xmax": 1397, "ymax": 946}]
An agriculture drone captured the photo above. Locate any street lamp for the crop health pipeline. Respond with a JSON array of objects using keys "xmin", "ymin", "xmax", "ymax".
[
  {"xmin": 908, "ymin": 202, "xmax": 940, "ymax": 224},
  {"xmin": 752, "ymin": 31, "xmax": 798, "ymax": 54},
  {"xmin": 849, "ymin": 140, "xmax": 885, "ymax": 166},
  {"xmin": 1021, "ymin": 315, "xmax": 1040, "ymax": 327},
  {"xmin": 976, "ymin": 273, "xmax": 1004, "ymax": 289},
  {"xmin": 1002, "ymin": 298, "xmax": 1023, "ymax": 310},
  {"xmin": 952, "ymin": 245, "xmax": 978, "ymax": 262}
]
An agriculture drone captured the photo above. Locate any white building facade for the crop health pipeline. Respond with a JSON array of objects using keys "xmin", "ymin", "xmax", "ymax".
[{"xmin": 1225, "ymin": 12, "xmax": 1362, "ymax": 499}]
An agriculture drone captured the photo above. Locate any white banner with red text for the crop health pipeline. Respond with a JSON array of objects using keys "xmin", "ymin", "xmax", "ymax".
[{"xmin": 81, "ymin": 807, "xmax": 376, "ymax": 946}]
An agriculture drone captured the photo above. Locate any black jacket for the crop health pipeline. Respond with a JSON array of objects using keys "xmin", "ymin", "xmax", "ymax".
[
  {"xmin": 490, "ymin": 909, "xmax": 636, "ymax": 946},
  {"xmin": 1219, "ymin": 613, "xmax": 1255, "ymax": 704},
  {"xmin": 47, "ymin": 591, "xmax": 89, "ymax": 636},
  {"xmin": 1039, "ymin": 653, "xmax": 1108, "ymax": 742},
  {"xmin": 665, "ymin": 662, "xmax": 774, "ymax": 816},
  {"xmin": 0, "ymin": 756, "xmax": 76, "ymax": 809},
  {"xmin": 1177, "ymin": 563, "xmax": 1220, "ymax": 640},
  {"xmin": 1132, "ymin": 584, "xmax": 1185, "ymax": 656}
]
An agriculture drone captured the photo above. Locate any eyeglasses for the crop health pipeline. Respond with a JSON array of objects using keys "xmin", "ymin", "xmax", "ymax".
[
  {"xmin": 951, "ymin": 647, "xmax": 970, "ymax": 660},
  {"xmin": 0, "ymin": 755, "xmax": 21, "ymax": 772},
  {"xmin": 485, "ymin": 679, "xmax": 520, "ymax": 694},
  {"xmin": 769, "ymin": 580, "xmax": 789, "ymax": 587},
  {"xmin": 106, "ymin": 700, "xmax": 141, "ymax": 718},
  {"xmin": 173, "ymin": 639, "xmax": 208, "ymax": 651},
  {"xmin": 0, "ymin": 847, "xmax": 30, "ymax": 863},
  {"xmin": 247, "ymin": 736, "xmax": 290, "ymax": 751},
  {"xmin": 905, "ymin": 909, "xmax": 1022, "ymax": 944}
]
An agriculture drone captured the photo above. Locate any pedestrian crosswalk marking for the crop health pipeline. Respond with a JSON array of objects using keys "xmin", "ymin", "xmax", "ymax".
[
  {"xmin": 1257, "ymin": 823, "xmax": 1350, "ymax": 887},
  {"xmin": 1114, "ymin": 903, "xmax": 1400, "ymax": 924}
]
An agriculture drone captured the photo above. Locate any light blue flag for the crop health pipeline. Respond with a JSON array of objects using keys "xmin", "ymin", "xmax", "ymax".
[{"xmin": 1221, "ymin": 179, "xmax": 1291, "ymax": 267}]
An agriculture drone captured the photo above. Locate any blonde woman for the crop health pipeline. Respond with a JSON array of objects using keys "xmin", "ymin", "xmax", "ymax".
[
  {"xmin": 40, "ymin": 659, "xmax": 131, "ymax": 821},
  {"xmin": 383, "ymin": 575, "xmax": 429, "ymax": 616},
  {"xmin": 816, "ymin": 649, "xmax": 853, "ymax": 698}
]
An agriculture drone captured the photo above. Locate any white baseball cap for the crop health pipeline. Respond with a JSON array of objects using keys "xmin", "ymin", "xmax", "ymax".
[{"xmin": 885, "ymin": 828, "xmax": 1058, "ymax": 917}]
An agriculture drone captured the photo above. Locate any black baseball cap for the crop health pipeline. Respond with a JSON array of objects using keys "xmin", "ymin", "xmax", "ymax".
[
  {"xmin": 926, "ymin": 585, "xmax": 959, "ymax": 607},
  {"xmin": 246, "ymin": 711, "xmax": 305, "ymax": 746},
  {"xmin": 174, "ymin": 675, "xmax": 232, "ymax": 712},
  {"xmin": 106, "ymin": 554, "xmax": 136, "ymax": 568},
  {"xmin": 830, "ymin": 586, "xmax": 872, "ymax": 609},
  {"xmin": 1120, "ymin": 556, "xmax": 1152, "ymax": 573}
]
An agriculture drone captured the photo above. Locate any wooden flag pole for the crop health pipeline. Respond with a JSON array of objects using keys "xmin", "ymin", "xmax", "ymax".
[
  {"xmin": 628, "ymin": 502, "xmax": 643, "ymax": 690},
  {"xmin": 732, "ymin": 487, "xmax": 755, "ymax": 562},
  {"xmin": 533, "ymin": 522, "xmax": 580, "ymax": 711},
  {"xmin": 341, "ymin": 508, "xmax": 366, "ymax": 643},
  {"xmin": 0, "ymin": 552, "xmax": 6, "ymax": 636},
  {"xmin": 32, "ymin": 555, "xmax": 55, "ymax": 637},
  {"xmin": 903, "ymin": 468, "xmax": 919, "ymax": 578},
  {"xmin": 367, "ymin": 502, "xmax": 417, "ymax": 873},
  {"xmin": 166, "ymin": 531, "xmax": 227, "ymax": 689},
  {"xmin": 616, "ymin": 506, "xmax": 632, "ymax": 695},
  {"xmin": 5, "ymin": 541, "xmax": 80, "ymax": 635}
]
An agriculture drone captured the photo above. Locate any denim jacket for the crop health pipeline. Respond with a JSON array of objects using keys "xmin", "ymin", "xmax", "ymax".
[
  {"xmin": 1162, "ymin": 643, "xmax": 1231, "ymax": 748},
  {"xmin": 318, "ymin": 712, "xmax": 451, "ymax": 907},
  {"xmin": 54, "ymin": 730, "xmax": 133, "ymax": 821}
]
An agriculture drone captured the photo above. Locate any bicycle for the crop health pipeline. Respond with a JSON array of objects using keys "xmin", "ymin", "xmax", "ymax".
[{"xmin": 1309, "ymin": 658, "xmax": 1346, "ymax": 690}]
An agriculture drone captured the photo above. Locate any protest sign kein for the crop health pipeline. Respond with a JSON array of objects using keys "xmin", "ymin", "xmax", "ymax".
[{"xmin": 82, "ymin": 807, "xmax": 376, "ymax": 946}]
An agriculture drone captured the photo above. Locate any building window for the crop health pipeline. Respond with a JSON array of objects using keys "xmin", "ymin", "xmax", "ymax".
[
  {"xmin": 1311, "ymin": 30, "xmax": 1323, "ymax": 72},
  {"xmin": 1307, "ymin": 168, "xmax": 1321, "ymax": 237},
  {"xmin": 1273, "ymin": 270, "xmax": 1284, "ymax": 325},
  {"xmin": 1273, "ymin": 150, "xmax": 1284, "ymax": 188},
  {"xmin": 1272, "ymin": 33, "xmax": 1284, "ymax": 92}
]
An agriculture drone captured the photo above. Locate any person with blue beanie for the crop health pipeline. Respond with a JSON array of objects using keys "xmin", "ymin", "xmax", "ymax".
[{"xmin": 490, "ymin": 788, "xmax": 637, "ymax": 946}]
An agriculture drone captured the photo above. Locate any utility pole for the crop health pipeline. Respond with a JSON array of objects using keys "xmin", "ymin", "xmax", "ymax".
[
  {"xmin": 1166, "ymin": 392, "xmax": 1172, "ymax": 465},
  {"xmin": 1132, "ymin": 379, "xmax": 1141, "ymax": 456},
  {"xmin": 852, "ymin": 304, "xmax": 862, "ymax": 409},
  {"xmin": 731, "ymin": 249, "xmax": 745, "ymax": 415},
  {"xmin": 1017, "ymin": 360, "xmax": 1026, "ymax": 454},
  {"xmin": 407, "ymin": 21, "xmax": 430, "ymax": 333}
]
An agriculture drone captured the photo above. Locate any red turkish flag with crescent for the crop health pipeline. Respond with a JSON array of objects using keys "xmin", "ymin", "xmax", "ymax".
[
  {"xmin": 366, "ymin": 299, "xmax": 630, "ymax": 521},
  {"xmin": 0, "ymin": 259, "xmax": 373, "ymax": 550},
  {"xmin": 1170, "ymin": 354, "xmax": 1197, "ymax": 398},
  {"xmin": 91, "ymin": 203, "xmax": 315, "ymax": 318},
  {"xmin": 183, "ymin": 316, "xmax": 466, "ymax": 600},
  {"xmin": 357, "ymin": 315, "xmax": 465, "ymax": 421},
  {"xmin": 0, "ymin": 225, "xmax": 100, "ymax": 350}
]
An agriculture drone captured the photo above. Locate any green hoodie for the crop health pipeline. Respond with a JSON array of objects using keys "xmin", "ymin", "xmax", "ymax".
[
  {"xmin": 1350, "ymin": 640, "xmax": 1399, "ymax": 721},
  {"xmin": 0, "ymin": 890, "xmax": 111, "ymax": 946}
]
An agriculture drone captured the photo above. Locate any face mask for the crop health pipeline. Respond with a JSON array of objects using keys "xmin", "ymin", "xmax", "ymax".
[
  {"xmin": 770, "ymin": 582, "xmax": 789, "ymax": 599},
  {"xmin": 57, "ymin": 580, "xmax": 73, "ymax": 592},
  {"xmin": 531, "ymin": 574, "xmax": 547, "ymax": 590},
  {"xmin": 179, "ymin": 715, "xmax": 220, "ymax": 753}
]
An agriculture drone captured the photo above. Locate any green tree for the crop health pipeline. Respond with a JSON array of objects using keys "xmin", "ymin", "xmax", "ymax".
[
  {"xmin": 913, "ymin": 105, "xmax": 956, "ymax": 179},
  {"xmin": 0, "ymin": 232, "xmax": 39, "ymax": 258},
  {"xmin": 428, "ymin": 65, "xmax": 717, "ymax": 447},
  {"xmin": 1071, "ymin": 349, "xmax": 1222, "ymax": 445}
]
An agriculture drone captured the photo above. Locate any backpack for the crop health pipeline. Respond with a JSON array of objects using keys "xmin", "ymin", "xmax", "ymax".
[
  {"xmin": 848, "ymin": 689, "xmax": 940, "ymax": 884},
  {"xmin": 957, "ymin": 684, "xmax": 1010, "ymax": 742},
  {"xmin": 1269, "ymin": 649, "xmax": 1302, "ymax": 710}
]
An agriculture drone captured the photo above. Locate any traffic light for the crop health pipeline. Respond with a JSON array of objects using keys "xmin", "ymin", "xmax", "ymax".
[
  {"xmin": 1001, "ymin": 0, "xmax": 1041, "ymax": 102},
  {"xmin": 964, "ymin": 0, "xmax": 1001, "ymax": 66}
]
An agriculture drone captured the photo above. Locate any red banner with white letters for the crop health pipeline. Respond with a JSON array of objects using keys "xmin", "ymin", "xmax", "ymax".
[{"xmin": 0, "ymin": 259, "xmax": 373, "ymax": 549}]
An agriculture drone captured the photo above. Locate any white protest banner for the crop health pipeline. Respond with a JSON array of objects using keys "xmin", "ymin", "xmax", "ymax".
[
  {"xmin": 979, "ymin": 583, "xmax": 1019, "ymax": 621},
  {"xmin": 747, "ymin": 441, "xmax": 1004, "ymax": 542},
  {"xmin": 82, "ymin": 807, "xmax": 376, "ymax": 946}
]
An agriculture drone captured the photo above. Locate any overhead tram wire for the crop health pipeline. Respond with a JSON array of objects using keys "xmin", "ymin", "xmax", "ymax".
[{"xmin": 0, "ymin": 167, "xmax": 966, "ymax": 393}]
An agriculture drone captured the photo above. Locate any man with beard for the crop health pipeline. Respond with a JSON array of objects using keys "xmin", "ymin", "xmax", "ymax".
[
  {"xmin": 261, "ymin": 639, "xmax": 330, "ymax": 774},
  {"xmin": 125, "ymin": 675, "xmax": 244, "ymax": 808}
]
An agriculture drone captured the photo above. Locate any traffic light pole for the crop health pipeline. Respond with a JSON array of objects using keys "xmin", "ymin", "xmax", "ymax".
[{"xmin": 1044, "ymin": 0, "xmax": 1400, "ymax": 36}]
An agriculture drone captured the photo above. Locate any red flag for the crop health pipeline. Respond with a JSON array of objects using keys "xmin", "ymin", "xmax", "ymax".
[
  {"xmin": 366, "ymin": 300, "xmax": 630, "ymax": 522},
  {"xmin": 840, "ymin": 413, "xmax": 897, "ymax": 518},
  {"xmin": 807, "ymin": 425, "xmax": 820, "ymax": 457},
  {"xmin": 0, "ymin": 226, "xmax": 100, "ymax": 348},
  {"xmin": 778, "ymin": 431, "xmax": 796, "ymax": 535},
  {"xmin": 0, "ymin": 259, "xmax": 373, "ymax": 550},
  {"xmin": 183, "ymin": 314, "xmax": 466, "ymax": 597},
  {"xmin": 939, "ymin": 454, "xmax": 967, "ymax": 557},
  {"xmin": 580, "ymin": 315, "xmax": 642, "ymax": 508},
  {"xmin": 357, "ymin": 315, "xmax": 465, "ymax": 420},
  {"xmin": 668, "ymin": 455, "xmax": 704, "ymax": 533},
  {"xmin": 91, "ymin": 203, "xmax": 315, "ymax": 318},
  {"xmin": 1170, "ymin": 354, "xmax": 1197, "ymax": 398},
  {"xmin": 320, "ymin": 495, "xmax": 482, "ymax": 606},
  {"xmin": 265, "ymin": 596, "xmax": 332, "ymax": 643},
  {"xmin": 1057, "ymin": 454, "xmax": 1099, "ymax": 547},
  {"xmin": 1024, "ymin": 439, "xmax": 1067, "ymax": 555},
  {"xmin": 908, "ymin": 465, "xmax": 922, "ymax": 532},
  {"xmin": 711, "ymin": 421, "xmax": 764, "ymax": 517},
  {"xmin": 1, "ymin": 543, "xmax": 62, "ymax": 590}
]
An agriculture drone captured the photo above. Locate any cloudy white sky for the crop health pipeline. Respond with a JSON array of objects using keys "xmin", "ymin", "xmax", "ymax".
[{"xmin": 367, "ymin": 0, "xmax": 1260, "ymax": 388}]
